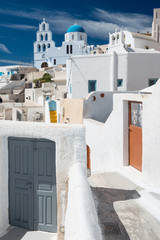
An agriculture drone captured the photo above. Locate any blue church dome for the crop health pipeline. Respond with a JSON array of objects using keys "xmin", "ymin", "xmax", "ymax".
[{"xmin": 66, "ymin": 24, "xmax": 85, "ymax": 33}]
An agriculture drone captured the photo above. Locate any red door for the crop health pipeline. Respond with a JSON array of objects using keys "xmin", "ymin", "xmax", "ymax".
[{"xmin": 129, "ymin": 102, "xmax": 142, "ymax": 172}]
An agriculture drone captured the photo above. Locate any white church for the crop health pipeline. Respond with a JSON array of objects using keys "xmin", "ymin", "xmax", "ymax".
[
  {"xmin": 67, "ymin": 8, "xmax": 160, "ymax": 98},
  {"xmin": 34, "ymin": 19, "xmax": 95, "ymax": 68}
]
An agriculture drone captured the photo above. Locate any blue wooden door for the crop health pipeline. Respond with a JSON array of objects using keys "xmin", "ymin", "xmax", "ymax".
[
  {"xmin": 9, "ymin": 137, "xmax": 57, "ymax": 232},
  {"xmin": 33, "ymin": 140, "xmax": 57, "ymax": 232},
  {"xmin": 9, "ymin": 138, "xmax": 34, "ymax": 230}
]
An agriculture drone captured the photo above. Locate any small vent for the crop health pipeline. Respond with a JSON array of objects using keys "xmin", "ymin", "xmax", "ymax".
[
  {"xmin": 92, "ymin": 96, "xmax": 96, "ymax": 101},
  {"xmin": 100, "ymin": 93, "xmax": 104, "ymax": 98}
]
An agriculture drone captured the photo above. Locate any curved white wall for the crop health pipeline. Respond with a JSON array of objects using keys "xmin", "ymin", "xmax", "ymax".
[{"xmin": 65, "ymin": 162, "xmax": 102, "ymax": 240}]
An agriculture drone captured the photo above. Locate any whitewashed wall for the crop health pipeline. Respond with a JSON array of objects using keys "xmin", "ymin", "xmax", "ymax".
[
  {"xmin": 67, "ymin": 55, "xmax": 112, "ymax": 99},
  {"xmin": 84, "ymin": 94, "xmax": 125, "ymax": 172},
  {"xmin": 67, "ymin": 48, "xmax": 160, "ymax": 99},
  {"xmin": 0, "ymin": 121, "xmax": 86, "ymax": 240},
  {"xmin": 127, "ymin": 52, "xmax": 160, "ymax": 91},
  {"xmin": 84, "ymin": 81, "xmax": 160, "ymax": 192},
  {"xmin": 123, "ymin": 31, "xmax": 135, "ymax": 47},
  {"xmin": 67, "ymin": 52, "xmax": 160, "ymax": 99},
  {"xmin": 25, "ymin": 89, "xmax": 44, "ymax": 106},
  {"xmin": 83, "ymin": 91, "xmax": 132, "ymax": 123},
  {"xmin": 134, "ymin": 37, "xmax": 159, "ymax": 50},
  {"xmin": 35, "ymin": 39, "xmax": 91, "ymax": 69},
  {"xmin": 84, "ymin": 92, "xmax": 114, "ymax": 123},
  {"xmin": 124, "ymin": 31, "xmax": 160, "ymax": 50},
  {"xmin": 65, "ymin": 162, "xmax": 102, "ymax": 240},
  {"xmin": 0, "ymin": 81, "xmax": 8, "ymax": 89},
  {"xmin": 142, "ymin": 80, "xmax": 160, "ymax": 189}
]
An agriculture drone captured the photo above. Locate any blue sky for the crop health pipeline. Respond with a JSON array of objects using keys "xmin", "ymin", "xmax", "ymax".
[{"xmin": 0, "ymin": 0, "xmax": 159, "ymax": 66}]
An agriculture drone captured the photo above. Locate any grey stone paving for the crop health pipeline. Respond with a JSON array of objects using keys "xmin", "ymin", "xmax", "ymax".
[
  {"xmin": 88, "ymin": 172, "xmax": 160, "ymax": 240},
  {"xmin": 0, "ymin": 227, "xmax": 57, "ymax": 240}
]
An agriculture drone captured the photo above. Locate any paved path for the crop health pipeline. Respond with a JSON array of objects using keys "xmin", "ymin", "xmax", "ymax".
[
  {"xmin": 88, "ymin": 172, "xmax": 160, "ymax": 240},
  {"xmin": 0, "ymin": 227, "xmax": 57, "ymax": 240}
]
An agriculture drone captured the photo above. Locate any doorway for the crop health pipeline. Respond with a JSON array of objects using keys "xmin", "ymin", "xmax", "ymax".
[
  {"xmin": 128, "ymin": 102, "xmax": 142, "ymax": 172},
  {"xmin": 41, "ymin": 62, "xmax": 48, "ymax": 68},
  {"xmin": 8, "ymin": 137, "xmax": 57, "ymax": 232}
]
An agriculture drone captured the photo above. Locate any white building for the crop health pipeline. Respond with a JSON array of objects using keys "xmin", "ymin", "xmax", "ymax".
[
  {"xmin": 109, "ymin": 30, "xmax": 160, "ymax": 51},
  {"xmin": 0, "ymin": 65, "xmax": 35, "ymax": 89},
  {"xmin": 83, "ymin": 80, "xmax": 160, "ymax": 193},
  {"xmin": 152, "ymin": 8, "xmax": 160, "ymax": 43},
  {"xmin": 34, "ymin": 19, "xmax": 95, "ymax": 68},
  {"xmin": 109, "ymin": 9, "xmax": 160, "ymax": 51},
  {"xmin": 67, "ymin": 46, "xmax": 160, "ymax": 98},
  {"xmin": 67, "ymin": 8, "xmax": 160, "ymax": 99}
]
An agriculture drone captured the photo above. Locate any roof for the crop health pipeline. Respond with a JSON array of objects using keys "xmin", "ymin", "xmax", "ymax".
[
  {"xmin": 0, "ymin": 65, "xmax": 32, "ymax": 70},
  {"xmin": 51, "ymin": 71, "xmax": 66, "ymax": 82},
  {"xmin": 131, "ymin": 32, "xmax": 156, "ymax": 42},
  {"xmin": 129, "ymin": 48, "xmax": 160, "ymax": 53},
  {"xmin": 0, "ymin": 79, "xmax": 25, "ymax": 94},
  {"xmin": 139, "ymin": 84, "xmax": 156, "ymax": 93},
  {"xmin": 66, "ymin": 24, "xmax": 85, "ymax": 33}
]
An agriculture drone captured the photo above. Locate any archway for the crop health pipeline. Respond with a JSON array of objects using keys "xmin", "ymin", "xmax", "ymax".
[{"xmin": 41, "ymin": 62, "xmax": 48, "ymax": 68}]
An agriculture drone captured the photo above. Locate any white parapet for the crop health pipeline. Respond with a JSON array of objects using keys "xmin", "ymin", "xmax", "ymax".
[
  {"xmin": 65, "ymin": 162, "xmax": 102, "ymax": 240},
  {"xmin": 45, "ymin": 100, "xmax": 50, "ymax": 123}
]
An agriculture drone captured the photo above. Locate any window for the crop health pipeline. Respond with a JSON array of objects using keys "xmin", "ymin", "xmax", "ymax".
[
  {"xmin": 40, "ymin": 34, "xmax": 43, "ymax": 41},
  {"xmin": 42, "ymin": 54, "xmax": 45, "ymax": 58},
  {"xmin": 8, "ymin": 72, "xmax": 10, "ymax": 75},
  {"xmin": 80, "ymin": 35, "xmax": 82, "ymax": 40},
  {"xmin": 156, "ymin": 12, "xmax": 158, "ymax": 18},
  {"xmin": 54, "ymin": 59, "xmax": 56, "ymax": 65},
  {"xmin": 37, "ymin": 44, "xmax": 41, "ymax": 52},
  {"xmin": 117, "ymin": 34, "xmax": 119, "ymax": 39},
  {"xmin": 88, "ymin": 80, "xmax": 97, "ymax": 93},
  {"xmin": 148, "ymin": 78, "xmax": 158, "ymax": 86},
  {"xmin": 66, "ymin": 45, "xmax": 69, "ymax": 54},
  {"xmin": 72, "ymin": 35, "xmax": 74, "ymax": 40},
  {"xmin": 117, "ymin": 79, "xmax": 123, "ymax": 87},
  {"xmin": 43, "ymin": 45, "xmax": 45, "ymax": 51},
  {"xmin": 45, "ymin": 34, "xmax": 48, "ymax": 41},
  {"xmin": 46, "ymin": 96, "xmax": 50, "ymax": 101},
  {"xmin": 48, "ymin": 43, "xmax": 50, "ymax": 48},
  {"xmin": 70, "ymin": 84, "xmax": 72, "ymax": 93},
  {"xmin": 20, "ymin": 74, "xmax": 25, "ymax": 80},
  {"xmin": 43, "ymin": 24, "xmax": 45, "ymax": 31},
  {"xmin": 70, "ymin": 45, "xmax": 73, "ymax": 54},
  {"xmin": 0, "ymin": 72, "xmax": 3, "ymax": 76}
]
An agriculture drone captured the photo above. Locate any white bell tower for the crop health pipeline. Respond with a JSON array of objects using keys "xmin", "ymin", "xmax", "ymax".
[
  {"xmin": 34, "ymin": 19, "xmax": 55, "ymax": 68},
  {"xmin": 152, "ymin": 8, "xmax": 160, "ymax": 43}
]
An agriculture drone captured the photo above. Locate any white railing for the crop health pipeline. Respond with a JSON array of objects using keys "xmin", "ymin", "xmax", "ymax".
[{"xmin": 65, "ymin": 162, "xmax": 102, "ymax": 240}]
